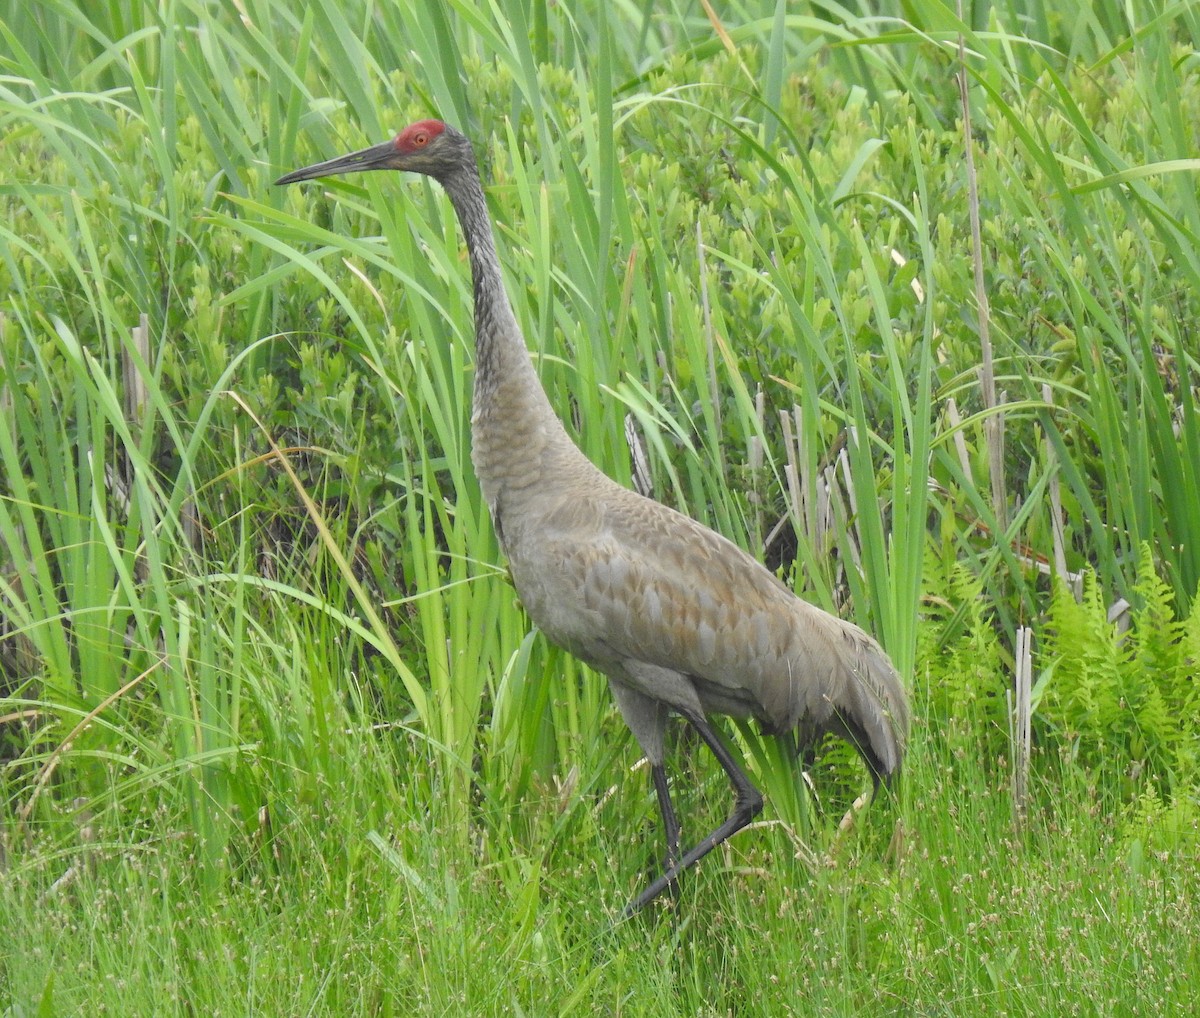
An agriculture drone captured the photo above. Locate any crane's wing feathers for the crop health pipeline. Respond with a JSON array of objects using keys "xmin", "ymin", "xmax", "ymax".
[{"xmin": 519, "ymin": 485, "xmax": 908, "ymax": 780}]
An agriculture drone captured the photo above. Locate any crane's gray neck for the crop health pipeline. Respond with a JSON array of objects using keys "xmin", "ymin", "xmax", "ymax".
[
  {"xmin": 439, "ymin": 165, "xmax": 537, "ymax": 404},
  {"xmin": 437, "ymin": 162, "xmax": 592, "ymax": 531}
]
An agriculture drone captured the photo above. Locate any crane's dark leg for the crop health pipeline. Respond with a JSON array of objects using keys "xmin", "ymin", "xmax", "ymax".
[
  {"xmin": 625, "ymin": 708, "xmax": 763, "ymax": 914},
  {"xmin": 651, "ymin": 763, "xmax": 681, "ymax": 870}
]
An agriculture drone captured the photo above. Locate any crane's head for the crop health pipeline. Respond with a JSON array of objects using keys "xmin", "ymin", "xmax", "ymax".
[{"xmin": 274, "ymin": 119, "xmax": 472, "ymax": 187}]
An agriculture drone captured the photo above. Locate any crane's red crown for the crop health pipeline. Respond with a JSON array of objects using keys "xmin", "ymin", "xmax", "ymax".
[{"xmin": 395, "ymin": 120, "xmax": 446, "ymax": 153}]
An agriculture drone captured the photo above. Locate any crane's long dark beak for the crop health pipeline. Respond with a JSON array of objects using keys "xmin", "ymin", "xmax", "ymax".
[{"xmin": 274, "ymin": 140, "xmax": 398, "ymax": 185}]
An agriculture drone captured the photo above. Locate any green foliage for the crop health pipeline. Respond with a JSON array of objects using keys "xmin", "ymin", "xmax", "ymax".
[
  {"xmin": 1120, "ymin": 785, "xmax": 1200, "ymax": 865},
  {"xmin": 1041, "ymin": 545, "xmax": 1200, "ymax": 793},
  {"xmin": 916, "ymin": 542, "xmax": 1008, "ymax": 752},
  {"xmin": 3, "ymin": 0, "xmax": 1200, "ymax": 1011}
]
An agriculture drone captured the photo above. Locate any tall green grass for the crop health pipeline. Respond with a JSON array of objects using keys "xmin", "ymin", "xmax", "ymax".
[{"xmin": 3, "ymin": 0, "xmax": 1200, "ymax": 1013}]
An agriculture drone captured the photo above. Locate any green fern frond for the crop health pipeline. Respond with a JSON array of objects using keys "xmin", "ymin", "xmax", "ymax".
[
  {"xmin": 916, "ymin": 543, "xmax": 1005, "ymax": 750},
  {"xmin": 1130, "ymin": 542, "xmax": 1182, "ymax": 679},
  {"xmin": 1042, "ymin": 549, "xmax": 1200, "ymax": 792}
]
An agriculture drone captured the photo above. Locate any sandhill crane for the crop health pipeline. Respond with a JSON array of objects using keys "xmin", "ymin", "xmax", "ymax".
[{"xmin": 276, "ymin": 120, "xmax": 909, "ymax": 912}]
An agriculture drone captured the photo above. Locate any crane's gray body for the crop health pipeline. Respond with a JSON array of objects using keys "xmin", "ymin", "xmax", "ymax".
[
  {"xmin": 277, "ymin": 121, "xmax": 909, "ymax": 909},
  {"xmin": 456, "ymin": 148, "xmax": 907, "ymax": 778}
]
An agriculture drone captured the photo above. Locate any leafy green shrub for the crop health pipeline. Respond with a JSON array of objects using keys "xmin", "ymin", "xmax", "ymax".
[
  {"xmin": 1120, "ymin": 785, "xmax": 1200, "ymax": 866},
  {"xmin": 916, "ymin": 542, "xmax": 1008, "ymax": 754},
  {"xmin": 1041, "ymin": 544, "xmax": 1200, "ymax": 795}
]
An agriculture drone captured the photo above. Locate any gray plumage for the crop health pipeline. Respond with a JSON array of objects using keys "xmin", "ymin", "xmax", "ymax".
[{"xmin": 276, "ymin": 119, "xmax": 909, "ymax": 912}]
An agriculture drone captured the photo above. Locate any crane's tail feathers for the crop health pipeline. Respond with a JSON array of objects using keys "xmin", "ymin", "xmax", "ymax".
[
  {"xmin": 821, "ymin": 711, "xmax": 901, "ymax": 791},
  {"xmin": 803, "ymin": 629, "xmax": 909, "ymax": 788}
]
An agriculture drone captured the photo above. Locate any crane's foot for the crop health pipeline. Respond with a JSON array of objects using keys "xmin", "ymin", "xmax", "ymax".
[
  {"xmin": 621, "ymin": 787, "xmax": 763, "ymax": 918},
  {"xmin": 616, "ymin": 849, "xmax": 682, "ymax": 921},
  {"xmin": 620, "ymin": 709, "xmax": 765, "ymax": 918}
]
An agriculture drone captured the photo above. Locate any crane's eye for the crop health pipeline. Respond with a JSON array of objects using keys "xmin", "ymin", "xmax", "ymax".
[{"xmin": 413, "ymin": 131, "xmax": 429, "ymax": 146}]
